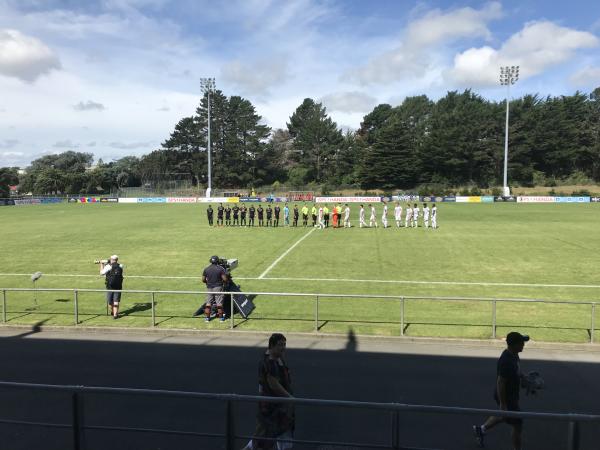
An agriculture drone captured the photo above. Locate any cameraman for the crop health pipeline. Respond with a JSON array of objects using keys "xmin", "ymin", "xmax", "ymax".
[
  {"xmin": 100, "ymin": 255, "xmax": 124, "ymax": 319},
  {"xmin": 196, "ymin": 256, "xmax": 228, "ymax": 322}
]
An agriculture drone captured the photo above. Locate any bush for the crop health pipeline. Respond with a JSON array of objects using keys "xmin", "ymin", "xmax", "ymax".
[
  {"xmin": 571, "ymin": 189, "xmax": 591, "ymax": 196},
  {"xmin": 491, "ymin": 186, "xmax": 502, "ymax": 197},
  {"xmin": 470, "ymin": 186, "xmax": 482, "ymax": 196}
]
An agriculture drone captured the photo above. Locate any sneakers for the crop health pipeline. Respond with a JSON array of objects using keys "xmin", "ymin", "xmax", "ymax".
[
  {"xmin": 473, "ymin": 425, "xmax": 484, "ymax": 448},
  {"xmin": 220, "ymin": 315, "xmax": 226, "ymax": 322},
  {"xmin": 204, "ymin": 316, "xmax": 211, "ymax": 323}
]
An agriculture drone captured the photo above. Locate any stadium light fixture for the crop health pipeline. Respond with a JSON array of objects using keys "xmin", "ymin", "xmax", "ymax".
[
  {"xmin": 200, "ymin": 77, "xmax": 216, "ymax": 198},
  {"xmin": 499, "ymin": 66, "xmax": 519, "ymax": 196}
]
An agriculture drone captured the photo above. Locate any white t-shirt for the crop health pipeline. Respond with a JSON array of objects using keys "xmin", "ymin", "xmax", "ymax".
[
  {"xmin": 413, "ymin": 207, "xmax": 419, "ymax": 217},
  {"xmin": 370, "ymin": 207, "xmax": 376, "ymax": 219},
  {"xmin": 382, "ymin": 205, "xmax": 388, "ymax": 217},
  {"xmin": 424, "ymin": 207, "xmax": 430, "ymax": 219},
  {"xmin": 432, "ymin": 207, "xmax": 437, "ymax": 218},
  {"xmin": 360, "ymin": 208, "xmax": 365, "ymax": 220},
  {"xmin": 100, "ymin": 263, "xmax": 123, "ymax": 275},
  {"xmin": 344, "ymin": 207, "xmax": 350, "ymax": 219},
  {"xmin": 394, "ymin": 206, "xmax": 402, "ymax": 219}
]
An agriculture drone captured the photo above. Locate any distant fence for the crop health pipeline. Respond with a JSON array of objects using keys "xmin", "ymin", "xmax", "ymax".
[
  {"xmin": 2, "ymin": 195, "xmax": 599, "ymax": 206},
  {"xmin": 0, "ymin": 380, "xmax": 597, "ymax": 450},
  {"xmin": 0, "ymin": 288, "xmax": 597, "ymax": 343}
]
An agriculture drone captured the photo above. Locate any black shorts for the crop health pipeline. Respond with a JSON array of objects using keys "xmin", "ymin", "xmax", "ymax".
[
  {"xmin": 497, "ymin": 400, "xmax": 522, "ymax": 426},
  {"xmin": 106, "ymin": 291, "xmax": 121, "ymax": 305}
]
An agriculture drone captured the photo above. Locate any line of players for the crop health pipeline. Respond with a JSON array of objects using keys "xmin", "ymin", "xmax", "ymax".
[{"xmin": 207, "ymin": 202, "xmax": 438, "ymax": 229}]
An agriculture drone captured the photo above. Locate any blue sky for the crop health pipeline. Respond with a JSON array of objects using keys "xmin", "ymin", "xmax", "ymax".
[{"xmin": 0, "ymin": 0, "xmax": 598, "ymax": 167}]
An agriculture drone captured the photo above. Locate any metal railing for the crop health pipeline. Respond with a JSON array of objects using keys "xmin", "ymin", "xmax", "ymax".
[
  {"xmin": 0, "ymin": 380, "xmax": 597, "ymax": 450},
  {"xmin": 0, "ymin": 287, "xmax": 598, "ymax": 343}
]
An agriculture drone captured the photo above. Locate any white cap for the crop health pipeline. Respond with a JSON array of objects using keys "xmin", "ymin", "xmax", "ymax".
[{"xmin": 110, "ymin": 255, "xmax": 119, "ymax": 260}]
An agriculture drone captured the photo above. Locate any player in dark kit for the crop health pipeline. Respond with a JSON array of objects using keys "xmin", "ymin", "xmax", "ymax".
[
  {"xmin": 206, "ymin": 205, "xmax": 214, "ymax": 226},
  {"xmin": 224, "ymin": 205, "xmax": 232, "ymax": 226},
  {"xmin": 232, "ymin": 204, "xmax": 240, "ymax": 226},
  {"xmin": 240, "ymin": 205, "xmax": 247, "ymax": 226},
  {"xmin": 217, "ymin": 203, "xmax": 224, "ymax": 227},
  {"xmin": 274, "ymin": 205, "xmax": 281, "ymax": 227},
  {"xmin": 266, "ymin": 205, "xmax": 273, "ymax": 226},
  {"xmin": 293, "ymin": 205, "xmax": 299, "ymax": 227},
  {"xmin": 248, "ymin": 205, "xmax": 256, "ymax": 226},
  {"xmin": 257, "ymin": 205, "xmax": 264, "ymax": 226}
]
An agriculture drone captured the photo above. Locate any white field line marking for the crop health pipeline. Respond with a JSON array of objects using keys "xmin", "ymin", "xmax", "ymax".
[
  {"xmin": 259, "ymin": 277, "xmax": 600, "ymax": 289},
  {"xmin": 1, "ymin": 272, "xmax": 599, "ymax": 289},
  {"xmin": 258, "ymin": 228, "xmax": 317, "ymax": 279}
]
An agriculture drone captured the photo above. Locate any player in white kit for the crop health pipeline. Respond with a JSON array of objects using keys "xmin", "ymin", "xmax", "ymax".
[
  {"xmin": 359, "ymin": 205, "xmax": 367, "ymax": 228},
  {"xmin": 343, "ymin": 204, "xmax": 351, "ymax": 228},
  {"xmin": 405, "ymin": 204, "xmax": 412, "ymax": 228},
  {"xmin": 431, "ymin": 204, "xmax": 437, "ymax": 229},
  {"xmin": 394, "ymin": 202, "xmax": 402, "ymax": 227},
  {"xmin": 381, "ymin": 202, "xmax": 389, "ymax": 228},
  {"xmin": 412, "ymin": 203, "xmax": 419, "ymax": 228},
  {"xmin": 369, "ymin": 204, "xmax": 378, "ymax": 228},
  {"xmin": 317, "ymin": 206, "xmax": 325, "ymax": 229},
  {"xmin": 423, "ymin": 203, "xmax": 430, "ymax": 228}
]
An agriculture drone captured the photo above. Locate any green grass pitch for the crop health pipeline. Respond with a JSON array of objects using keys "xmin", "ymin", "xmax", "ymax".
[{"xmin": 1, "ymin": 202, "xmax": 599, "ymax": 343}]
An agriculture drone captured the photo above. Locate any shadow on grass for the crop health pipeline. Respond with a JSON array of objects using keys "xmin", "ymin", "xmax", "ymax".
[{"xmin": 120, "ymin": 302, "xmax": 152, "ymax": 317}]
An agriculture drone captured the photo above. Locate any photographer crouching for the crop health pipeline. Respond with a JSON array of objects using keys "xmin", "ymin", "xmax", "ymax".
[
  {"xmin": 98, "ymin": 255, "xmax": 124, "ymax": 319},
  {"xmin": 195, "ymin": 255, "xmax": 229, "ymax": 322}
]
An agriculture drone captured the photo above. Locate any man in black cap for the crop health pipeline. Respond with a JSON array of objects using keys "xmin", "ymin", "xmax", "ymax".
[
  {"xmin": 473, "ymin": 331, "xmax": 530, "ymax": 450},
  {"xmin": 195, "ymin": 256, "xmax": 229, "ymax": 322}
]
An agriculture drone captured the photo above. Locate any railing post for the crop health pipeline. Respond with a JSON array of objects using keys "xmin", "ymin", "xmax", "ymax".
[
  {"xmin": 74, "ymin": 290, "xmax": 79, "ymax": 325},
  {"xmin": 151, "ymin": 292, "xmax": 155, "ymax": 327},
  {"xmin": 567, "ymin": 421, "xmax": 580, "ymax": 450},
  {"xmin": 400, "ymin": 297, "xmax": 405, "ymax": 336},
  {"xmin": 225, "ymin": 399, "xmax": 235, "ymax": 450},
  {"xmin": 390, "ymin": 409, "xmax": 400, "ymax": 449},
  {"xmin": 2, "ymin": 289, "xmax": 6, "ymax": 323},
  {"xmin": 315, "ymin": 295, "xmax": 319, "ymax": 332},
  {"xmin": 72, "ymin": 391, "xmax": 83, "ymax": 450},
  {"xmin": 492, "ymin": 299, "xmax": 497, "ymax": 339},
  {"xmin": 591, "ymin": 303, "xmax": 596, "ymax": 344},
  {"xmin": 230, "ymin": 291, "xmax": 234, "ymax": 330}
]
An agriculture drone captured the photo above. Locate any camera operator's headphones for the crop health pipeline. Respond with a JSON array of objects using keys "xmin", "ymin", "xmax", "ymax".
[{"xmin": 210, "ymin": 255, "xmax": 219, "ymax": 264}]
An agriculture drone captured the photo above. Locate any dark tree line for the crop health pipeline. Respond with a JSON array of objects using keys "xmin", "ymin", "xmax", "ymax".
[{"xmin": 5, "ymin": 87, "xmax": 599, "ymax": 195}]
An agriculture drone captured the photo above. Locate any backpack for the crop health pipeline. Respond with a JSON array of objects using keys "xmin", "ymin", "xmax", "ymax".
[{"xmin": 106, "ymin": 264, "xmax": 124, "ymax": 289}]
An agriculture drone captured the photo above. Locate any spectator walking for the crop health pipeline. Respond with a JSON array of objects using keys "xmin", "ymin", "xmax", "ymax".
[
  {"xmin": 473, "ymin": 331, "xmax": 530, "ymax": 450},
  {"xmin": 244, "ymin": 333, "xmax": 294, "ymax": 450}
]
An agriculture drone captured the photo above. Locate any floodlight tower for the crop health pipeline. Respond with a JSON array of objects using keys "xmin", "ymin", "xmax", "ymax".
[
  {"xmin": 499, "ymin": 66, "xmax": 519, "ymax": 196},
  {"xmin": 200, "ymin": 77, "xmax": 216, "ymax": 198}
]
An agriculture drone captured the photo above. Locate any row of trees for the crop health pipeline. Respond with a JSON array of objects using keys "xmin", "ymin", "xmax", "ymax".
[{"xmin": 3, "ymin": 86, "xmax": 599, "ymax": 195}]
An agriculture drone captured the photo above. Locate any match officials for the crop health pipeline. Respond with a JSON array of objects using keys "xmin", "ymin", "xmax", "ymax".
[
  {"xmin": 196, "ymin": 255, "xmax": 229, "ymax": 322},
  {"xmin": 293, "ymin": 205, "xmax": 299, "ymax": 227},
  {"xmin": 301, "ymin": 204, "xmax": 308, "ymax": 227},
  {"xmin": 100, "ymin": 255, "xmax": 124, "ymax": 320},
  {"xmin": 311, "ymin": 205, "xmax": 317, "ymax": 227},
  {"xmin": 206, "ymin": 204, "xmax": 214, "ymax": 226}
]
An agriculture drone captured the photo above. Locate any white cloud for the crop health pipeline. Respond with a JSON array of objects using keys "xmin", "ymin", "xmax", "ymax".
[
  {"xmin": 221, "ymin": 58, "xmax": 290, "ymax": 97},
  {"xmin": 447, "ymin": 21, "xmax": 600, "ymax": 87},
  {"xmin": 347, "ymin": 2, "xmax": 503, "ymax": 85},
  {"xmin": 53, "ymin": 139, "xmax": 79, "ymax": 148},
  {"xmin": 569, "ymin": 67, "xmax": 600, "ymax": 87},
  {"xmin": 73, "ymin": 100, "xmax": 105, "ymax": 111},
  {"xmin": 0, "ymin": 29, "xmax": 61, "ymax": 82},
  {"xmin": 109, "ymin": 141, "xmax": 156, "ymax": 149},
  {"xmin": 0, "ymin": 139, "xmax": 19, "ymax": 149},
  {"xmin": 320, "ymin": 91, "xmax": 377, "ymax": 113}
]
